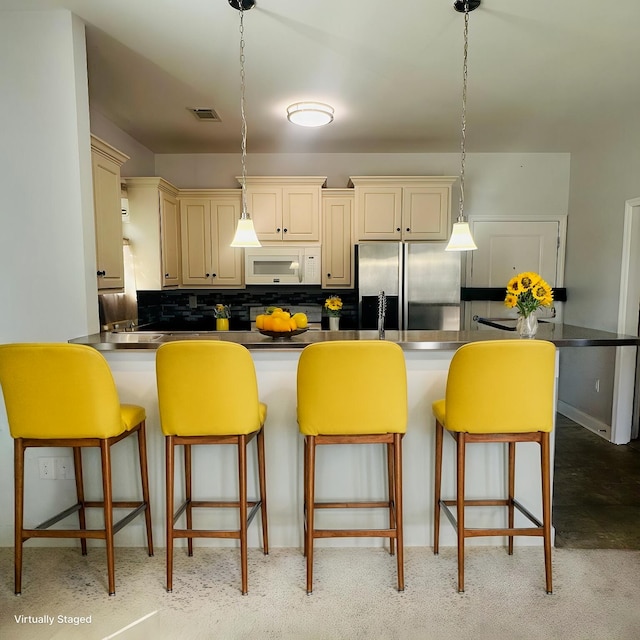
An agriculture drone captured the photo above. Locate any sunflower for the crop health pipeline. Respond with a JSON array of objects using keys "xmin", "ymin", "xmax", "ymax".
[
  {"xmin": 324, "ymin": 295, "xmax": 343, "ymax": 316},
  {"xmin": 532, "ymin": 280, "xmax": 553, "ymax": 302},
  {"xmin": 504, "ymin": 293, "xmax": 518, "ymax": 309},
  {"xmin": 504, "ymin": 272, "xmax": 553, "ymax": 317}
]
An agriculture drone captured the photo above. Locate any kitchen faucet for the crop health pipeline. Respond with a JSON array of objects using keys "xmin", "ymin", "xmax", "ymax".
[{"xmin": 377, "ymin": 291, "xmax": 386, "ymax": 339}]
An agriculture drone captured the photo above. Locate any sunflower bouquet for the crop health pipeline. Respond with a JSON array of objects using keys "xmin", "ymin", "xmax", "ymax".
[
  {"xmin": 214, "ymin": 304, "xmax": 230, "ymax": 319},
  {"xmin": 504, "ymin": 272, "xmax": 553, "ymax": 317},
  {"xmin": 324, "ymin": 295, "xmax": 343, "ymax": 318}
]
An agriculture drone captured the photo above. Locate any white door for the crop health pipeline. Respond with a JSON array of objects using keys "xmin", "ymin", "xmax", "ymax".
[{"xmin": 465, "ymin": 217, "xmax": 566, "ymax": 328}]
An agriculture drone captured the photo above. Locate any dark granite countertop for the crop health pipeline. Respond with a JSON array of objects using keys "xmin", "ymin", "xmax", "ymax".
[{"xmin": 69, "ymin": 324, "xmax": 640, "ymax": 352}]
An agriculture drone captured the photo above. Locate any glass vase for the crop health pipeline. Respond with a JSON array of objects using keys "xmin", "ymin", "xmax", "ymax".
[
  {"xmin": 517, "ymin": 313, "xmax": 538, "ymax": 338},
  {"xmin": 216, "ymin": 318, "xmax": 229, "ymax": 331},
  {"xmin": 329, "ymin": 316, "xmax": 340, "ymax": 331}
]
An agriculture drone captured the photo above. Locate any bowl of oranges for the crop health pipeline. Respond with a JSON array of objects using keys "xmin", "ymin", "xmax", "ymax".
[{"xmin": 255, "ymin": 307, "xmax": 308, "ymax": 339}]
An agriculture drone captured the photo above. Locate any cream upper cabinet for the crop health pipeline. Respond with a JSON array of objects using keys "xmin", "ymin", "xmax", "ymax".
[
  {"xmin": 126, "ymin": 177, "xmax": 180, "ymax": 290},
  {"xmin": 241, "ymin": 176, "xmax": 326, "ymax": 242},
  {"xmin": 350, "ymin": 176, "xmax": 456, "ymax": 242},
  {"xmin": 180, "ymin": 191, "xmax": 243, "ymax": 288},
  {"xmin": 91, "ymin": 135, "xmax": 129, "ymax": 292},
  {"xmin": 322, "ymin": 190, "xmax": 354, "ymax": 289}
]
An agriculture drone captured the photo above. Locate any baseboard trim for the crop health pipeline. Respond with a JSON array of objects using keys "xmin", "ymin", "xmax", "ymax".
[{"xmin": 558, "ymin": 400, "xmax": 612, "ymax": 442}]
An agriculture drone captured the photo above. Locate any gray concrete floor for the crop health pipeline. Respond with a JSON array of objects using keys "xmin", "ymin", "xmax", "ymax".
[{"xmin": 553, "ymin": 414, "xmax": 640, "ymax": 549}]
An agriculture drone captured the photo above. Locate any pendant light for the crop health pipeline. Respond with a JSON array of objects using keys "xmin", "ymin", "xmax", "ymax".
[
  {"xmin": 446, "ymin": 0, "xmax": 479, "ymax": 252},
  {"xmin": 230, "ymin": 0, "xmax": 261, "ymax": 247}
]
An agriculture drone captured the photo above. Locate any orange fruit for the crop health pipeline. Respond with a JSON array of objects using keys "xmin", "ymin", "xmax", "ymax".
[
  {"xmin": 292, "ymin": 312, "xmax": 308, "ymax": 328},
  {"xmin": 271, "ymin": 317, "xmax": 288, "ymax": 332}
]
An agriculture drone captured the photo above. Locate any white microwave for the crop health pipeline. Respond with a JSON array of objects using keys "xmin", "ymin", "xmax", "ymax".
[{"xmin": 244, "ymin": 245, "xmax": 321, "ymax": 285}]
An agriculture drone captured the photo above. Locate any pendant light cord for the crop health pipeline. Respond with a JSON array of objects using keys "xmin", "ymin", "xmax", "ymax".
[
  {"xmin": 458, "ymin": 1, "xmax": 470, "ymax": 223},
  {"xmin": 239, "ymin": 6, "xmax": 249, "ymax": 219}
]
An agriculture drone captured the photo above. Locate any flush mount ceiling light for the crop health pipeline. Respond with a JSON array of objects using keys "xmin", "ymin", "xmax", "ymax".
[
  {"xmin": 229, "ymin": 0, "xmax": 261, "ymax": 247},
  {"xmin": 446, "ymin": 0, "xmax": 479, "ymax": 252},
  {"xmin": 286, "ymin": 102, "xmax": 334, "ymax": 127}
]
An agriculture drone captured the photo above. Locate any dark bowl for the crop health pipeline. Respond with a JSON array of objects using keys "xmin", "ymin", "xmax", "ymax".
[{"xmin": 258, "ymin": 328, "xmax": 308, "ymax": 340}]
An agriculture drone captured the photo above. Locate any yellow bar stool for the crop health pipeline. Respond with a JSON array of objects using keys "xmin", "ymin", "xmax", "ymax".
[
  {"xmin": 296, "ymin": 340, "xmax": 408, "ymax": 593},
  {"xmin": 155, "ymin": 341, "xmax": 268, "ymax": 595},
  {"xmin": 432, "ymin": 339, "xmax": 556, "ymax": 593},
  {"xmin": 0, "ymin": 343, "xmax": 153, "ymax": 596}
]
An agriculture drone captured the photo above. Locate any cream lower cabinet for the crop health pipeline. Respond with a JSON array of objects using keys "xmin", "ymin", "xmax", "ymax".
[
  {"xmin": 350, "ymin": 176, "xmax": 456, "ymax": 242},
  {"xmin": 322, "ymin": 190, "xmax": 354, "ymax": 289},
  {"xmin": 242, "ymin": 176, "xmax": 326, "ymax": 242},
  {"xmin": 91, "ymin": 135, "xmax": 129, "ymax": 291},
  {"xmin": 126, "ymin": 177, "xmax": 180, "ymax": 290},
  {"xmin": 180, "ymin": 191, "xmax": 243, "ymax": 287}
]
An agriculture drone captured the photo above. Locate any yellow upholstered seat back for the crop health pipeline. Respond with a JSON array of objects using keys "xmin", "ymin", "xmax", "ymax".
[
  {"xmin": 156, "ymin": 341, "xmax": 265, "ymax": 437},
  {"xmin": 297, "ymin": 340, "xmax": 408, "ymax": 436},
  {"xmin": 0, "ymin": 343, "xmax": 126, "ymax": 439},
  {"xmin": 438, "ymin": 340, "xmax": 556, "ymax": 434}
]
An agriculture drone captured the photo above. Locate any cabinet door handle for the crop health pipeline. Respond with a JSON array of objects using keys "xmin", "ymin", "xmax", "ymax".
[
  {"xmin": 165, "ymin": 273, "xmax": 170, "ymax": 277},
  {"xmin": 97, "ymin": 270, "xmax": 105, "ymax": 277},
  {"xmin": 327, "ymin": 273, "xmax": 331, "ymax": 278},
  {"xmin": 283, "ymin": 228, "xmax": 288, "ymax": 233},
  {"xmin": 205, "ymin": 273, "xmax": 210, "ymax": 278},
  {"xmin": 276, "ymin": 227, "xmax": 281, "ymax": 233},
  {"xmin": 406, "ymin": 227, "xmax": 411, "ymax": 232},
  {"xmin": 396, "ymin": 227, "xmax": 401, "ymax": 232},
  {"xmin": 212, "ymin": 273, "xmax": 217, "ymax": 278}
]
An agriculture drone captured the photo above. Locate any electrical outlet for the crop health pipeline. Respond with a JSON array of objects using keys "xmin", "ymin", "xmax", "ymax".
[
  {"xmin": 595, "ymin": 379, "xmax": 600, "ymax": 393},
  {"xmin": 54, "ymin": 457, "xmax": 74, "ymax": 480},
  {"xmin": 38, "ymin": 457, "xmax": 55, "ymax": 479},
  {"xmin": 189, "ymin": 295, "xmax": 198, "ymax": 309}
]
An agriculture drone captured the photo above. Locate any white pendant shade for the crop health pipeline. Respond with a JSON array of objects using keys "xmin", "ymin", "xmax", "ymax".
[
  {"xmin": 287, "ymin": 102, "xmax": 334, "ymax": 127},
  {"xmin": 230, "ymin": 217, "xmax": 261, "ymax": 247},
  {"xmin": 445, "ymin": 221, "xmax": 477, "ymax": 251}
]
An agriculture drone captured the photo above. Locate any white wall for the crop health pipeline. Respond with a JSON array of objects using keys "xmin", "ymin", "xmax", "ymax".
[
  {"xmin": 90, "ymin": 108, "xmax": 155, "ymax": 177},
  {"xmin": 155, "ymin": 152, "xmax": 570, "ymax": 218},
  {"xmin": 558, "ymin": 111, "xmax": 640, "ymax": 439},
  {"xmin": 0, "ymin": 9, "xmax": 97, "ymax": 547}
]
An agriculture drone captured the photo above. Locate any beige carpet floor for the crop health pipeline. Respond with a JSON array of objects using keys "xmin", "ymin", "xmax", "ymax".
[{"xmin": 1, "ymin": 546, "xmax": 639, "ymax": 640}]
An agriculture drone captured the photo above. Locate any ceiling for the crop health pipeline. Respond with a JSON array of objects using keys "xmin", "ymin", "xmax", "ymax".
[{"xmin": 6, "ymin": 1, "xmax": 640, "ymax": 154}]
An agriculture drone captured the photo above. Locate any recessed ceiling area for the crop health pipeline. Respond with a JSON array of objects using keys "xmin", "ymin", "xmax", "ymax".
[{"xmin": 5, "ymin": 0, "xmax": 640, "ymax": 155}]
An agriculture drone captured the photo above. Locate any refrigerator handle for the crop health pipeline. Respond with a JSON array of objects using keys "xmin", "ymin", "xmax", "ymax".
[{"xmin": 400, "ymin": 243, "xmax": 406, "ymax": 330}]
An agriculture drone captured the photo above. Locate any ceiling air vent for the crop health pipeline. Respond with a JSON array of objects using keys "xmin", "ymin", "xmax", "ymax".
[{"xmin": 188, "ymin": 108, "xmax": 221, "ymax": 122}]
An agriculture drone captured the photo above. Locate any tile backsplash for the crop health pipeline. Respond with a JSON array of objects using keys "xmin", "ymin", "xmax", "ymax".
[{"xmin": 137, "ymin": 286, "xmax": 358, "ymax": 329}]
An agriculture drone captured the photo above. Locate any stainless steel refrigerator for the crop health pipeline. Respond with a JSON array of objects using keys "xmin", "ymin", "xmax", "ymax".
[{"xmin": 356, "ymin": 242, "xmax": 462, "ymax": 330}]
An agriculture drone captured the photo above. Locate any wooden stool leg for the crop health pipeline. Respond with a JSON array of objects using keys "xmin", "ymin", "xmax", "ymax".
[
  {"xmin": 184, "ymin": 444, "xmax": 193, "ymax": 557},
  {"xmin": 137, "ymin": 422, "xmax": 154, "ymax": 556},
  {"xmin": 303, "ymin": 438, "xmax": 308, "ymax": 558},
  {"xmin": 456, "ymin": 432, "xmax": 466, "ymax": 593},
  {"xmin": 72, "ymin": 447, "xmax": 87, "ymax": 556},
  {"xmin": 238, "ymin": 435, "xmax": 248, "ymax": 595},
  {"xmin": 14, "ymin": 439, "xmax": 25, "ymax": 595},
  {"xmin": 433, "ymin": 420, "xmax": 443, "ymax": 555},
  {"xmin": 508, "ymin": 441, "xmax": 516, "ymax": 556},
  {"xmin": 257, "ymin": 427, "xmax": 269, "ymax": 554},
  {"xmin": 166, "ymin": 435, "xmax": 175, "ymax": 592},
  {"xmin": 541, "ymin": 432, "xmax": 553, "ymax": 594},
  {"xmin": 387, "ymin": 442, "xmax": 396, "ymax": 557},
  {"xmin": 394, "ymin": 433, "xmax": 405, "ymax": 592},
  {"xmin": 100, "ymin": 440, "xmax": 116, "ymax": 596},
  {"xmin": 305, "ymin": 436, "xmax": 316, "ymax": 594}
]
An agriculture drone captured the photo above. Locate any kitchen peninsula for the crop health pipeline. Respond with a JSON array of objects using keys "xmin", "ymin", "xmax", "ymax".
[{"xmin": 69, "ymin": 325, "xmax": 639, "ymax": 551}]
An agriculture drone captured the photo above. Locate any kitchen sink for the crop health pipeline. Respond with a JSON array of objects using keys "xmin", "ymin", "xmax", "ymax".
[
  {"xmin": 158, "ymin": 333, "xmax": 220, "ymax": 341},
  {"xmin": 110, "ymin": 333, "xmax": 164, "ymax": 343}
]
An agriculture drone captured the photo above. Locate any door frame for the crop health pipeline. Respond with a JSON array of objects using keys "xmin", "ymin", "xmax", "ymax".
[{"xmin": 613, "ymin": 197, "xmax": 640, "ymax": 442}]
